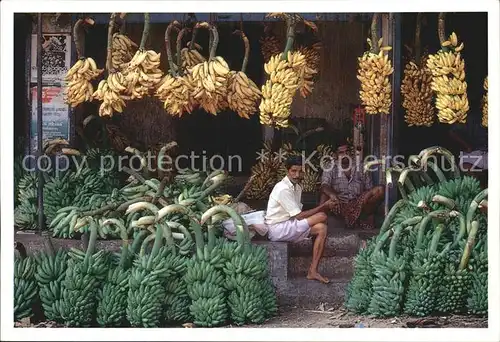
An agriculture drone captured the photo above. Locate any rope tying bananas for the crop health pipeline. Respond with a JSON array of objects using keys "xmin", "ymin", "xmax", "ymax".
[
  {"xmin": 426, "ymin": 14, "xmax": 468, "ymax": 124},
  {"xmin": 227, "ymin": 30, "xmax": 262, "ymax": 119},
  {"xmin": 64, "ymin": 18, "xmax": 103, "ymax": 108},
  {"xmin": 357, "ymin": 15, "xmax": 393, "ymax": 115},
  {"xmin": 482, "ymin": 77, "xmax": 488, "ymax": 127},
  {"xmin": 189, "ymin": 23, "xmax": 231, "ymax": 115},
  {"xmin": 401, "ymin": 14, "xmax": 434, "ymax": 127},
  {"xmin": 155, "ymin": 23, "xmax": 196, "ymax": 117}
]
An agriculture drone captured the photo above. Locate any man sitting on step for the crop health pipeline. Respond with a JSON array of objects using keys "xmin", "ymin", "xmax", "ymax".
[
  {"xmin": 265, "ymin": 155, "xmax": 335, "ymax": 284},
  {"xmin": 319, "ymin": 143, "xmax": 384, "ymax": 230}
]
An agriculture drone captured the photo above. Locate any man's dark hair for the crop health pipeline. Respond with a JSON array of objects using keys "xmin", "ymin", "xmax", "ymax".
[{"xmin": 285, "ymin": 155, "xmax": 303, "ymax": 170}]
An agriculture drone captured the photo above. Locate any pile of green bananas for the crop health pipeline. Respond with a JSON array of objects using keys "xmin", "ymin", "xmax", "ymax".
[
  {"xmin": 14, "ymin": 244, "xmax": 38, "ymax": 322},
  {"xmin": 345, "ymin": 146, "xmax": 488, "ymax": 318}
]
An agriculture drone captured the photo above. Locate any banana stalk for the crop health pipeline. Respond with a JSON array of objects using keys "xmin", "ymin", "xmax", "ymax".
[
  {"xmin": 466, "ymin": 189, "xmax": 487, "ymax": 234},
  {"xmin": 419, "ymin": 146, "xmax": 460, "ymax": 179}
]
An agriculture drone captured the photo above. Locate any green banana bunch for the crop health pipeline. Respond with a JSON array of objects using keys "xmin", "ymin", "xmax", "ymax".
[
  {"xmin": 14, "ymin": 244, "xmax": 38, "ymax": 322},
  {"xmin": 34, "ymin": 247, "xmax": 68, "ymax": 322},
  {"xmin": 345, "ymin": 238, "xmax": 376, "ymax": 314},
  {"xmin": 60, "ymin": 220, "xmax": 102, "ymax": 326},
  {"xmin": 126, "ymin": 228, "xmax": 170, "ymax": 327},
  {"xmin": 467, "ymin": 235, "xmax": 487, "ymax": 315}
]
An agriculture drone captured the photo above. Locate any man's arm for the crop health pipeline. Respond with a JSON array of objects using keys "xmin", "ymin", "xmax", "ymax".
[
  {"xmin": 295, "ymin": 203, "xmax": 329, "ymax": 220},
  {"xmin": 278, "ymin": 188, "xmax": 330, "ymax": 221},
  {"xmin": 320, "ymin": 166, "xmax": 339, "ymax": 200},
  {"xmin": 363, "ymin": 169, "xmax": 373, "ymax": 191}
]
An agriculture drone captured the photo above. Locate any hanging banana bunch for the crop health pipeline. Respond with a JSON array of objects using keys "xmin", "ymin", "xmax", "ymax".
[
  {"xmin": 259, "ymin": 13, "xmax": 306, "ymax": 128},
  {"xmin": 111, "ymin": 13, "xmax": 138, "ymax": 71},
  {"xmin": 482, "ymin": 76, "xmax": 488, "ymax": 127},
  {"xmin": 357, "ymin": 14, "xmax": 394, "ymax": 115},
  {"xmin": 227, "ymin": 30, "xmax": 262, "ymax": 119},
  {"xmin": 295, "ymin": 41, "xmax": 322, "ymax": 98},
  {"xmin": 401, "ymin": 14, "xmax": 435, "ymax": 127},
  {"xmin": 93, "ymin": 13, "xmax": 128, "ymax": 117},
  {"xmin": 180, "ymin": 25, "xmax": 206, "ymax": 69},
  {"xmin": 189, "ymin": 22, "xmax": 231, "ymax": 115},
  {"xmin": 122, "ymin": 13, "xmax": 163, "ymax": 100},
  {"xmin": 259, "ymin": 23, "xmax": 282, "ymax": 63},
  {"xmin": 155, "ymin": 22, "xmax": 197, "ymax": 117},
  {"xmin": 426, "ymin": 13, "xmax": 469, "ymax": 124},
  {"xmin": 64, "ymin": 17, "xmax": 103, "ymax": 108}
]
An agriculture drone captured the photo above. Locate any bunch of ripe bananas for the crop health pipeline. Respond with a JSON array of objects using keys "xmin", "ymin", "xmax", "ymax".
[
  {"xmin": 64, "ymin": 57, "xmax": 103, "ymax": 108},
  {"xmin": 93, "ymin": 74, "xmax": 127, "ymax": 117},
  {"xmin": 401, "ymin": 56, "xmax": 435, "ymax": 127},
  {"xmin": 227, "ymin": 71, "xmax": 262, "ymax": 119},
  {"xmin": 426, "ymin": 32, "xmax": 468, "ymax": 124},
  {"xmin": 357, "ymin": 38, "xmax": 394, "ymax": 115},
  {"xmin": 227, "ymin": 31, "xmax": 262, "ymax": 119},
  {"xmin": 180, "ymin": 44, "xmax": 206, "ymax": 69},
  {"xmin": 260, "ymin": 35, "xmax": 282, "ymax": 63},
  {"xmin": 301, "ymin": 166, "xmax": 320, "ymax": 192},
  {"xmin": 111, "ymin": 32, "xmax": 138, "ymax": 71},
  {"xmin": 155, "ymin": 74, "xmax": 197, "ymax": 117},
  {"xmin": 259, "ymin": 51, "xmax": 305, "ymax": 128},
  {"xmin": 295, "ymin": 42, "xmax": 322, "ymax": 98},
  {"xmin": 122, "ymin": 50, "xmax": 164, "ymax": 99},
  {"xmin": 482, "ymin": 77, "xmax": 488, "ymax": 127},
  {"xmin": 154, "ymin": 25, "xmax": 197, "ymax": 117},
  {"xmin": 188, "ymin": 23, "xmax": 231, "ymax": 115}
]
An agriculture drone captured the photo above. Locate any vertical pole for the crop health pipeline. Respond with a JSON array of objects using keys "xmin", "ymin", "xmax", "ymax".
[{"xmin": 37, "ymin": 13, "xmax": 45, "ymax": 233}]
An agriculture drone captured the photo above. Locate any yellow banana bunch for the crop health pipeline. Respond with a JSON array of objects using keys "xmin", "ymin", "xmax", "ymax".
[
  {"xmin": 301, "ymin": 166, "xmax": 320, "ymax": 192},
  {"xmin": 63, "ymin": 57, "xmax": 103, "ymax": 108},
  {"xmin": 211, "ymin": 194, "xmax": 233, "ymax": 205},
  {"xmin": 227, "ymin": 71, "xmax": 262, "ymax": 119},
  {"xmin": 260, "ymin": 35, "xmax": 282, "ymax": 63},
  {"xmin": 155, "ymin": 73, "xmax": 197, "ymax": 117},
  {"xmin": 426, "ymin": 32, "xmax": 468, "ymax": 124},
  {"xmin": 111, "ymin": 32, "xmax": 138, "ymax": 71},
  {"xmin": 295, "ymin": 42, "xmax": 321, "ymax": 98},
  {"xmin": 357, "ymin": 38, "xmax": 394, "ymax": 115},
  {"xmin": 246, "ymin": 161, "xmax": 277, "ymax": 200},
  {"xmin": 482, "ymin": 76, "xmax": 488, "ymax": 127},
  {"xmin": 259, "ymin": 52, "xmax": 304, "ymax": 128},
  {"xmin": 401, "ymin": 55, "xmax": 434, "ymax": 127},
  {"xmin": 122, "ymin": 49, "xmax": 164, "ymax": 99},
  {"xmin": 189, "ymin": 57, "xmax": 231, "ymax": 115},
  {"xmin": 92, "ymin": 77, "xmax": 127, "ymax": 117},
  {"xmin": 180, "ymin": 46, "xmax": 206, "ymax": 70}
]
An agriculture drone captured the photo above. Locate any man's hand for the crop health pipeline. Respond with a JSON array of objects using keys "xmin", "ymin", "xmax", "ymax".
[{"xmin": 322, "ymin": 199, "xmax": 339, "ymax": 212}]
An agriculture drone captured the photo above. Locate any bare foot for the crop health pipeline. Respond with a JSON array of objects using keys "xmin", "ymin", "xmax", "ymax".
[{"xmin": 307, "ymin": 271, "xmax": 330, "ymax": 284}]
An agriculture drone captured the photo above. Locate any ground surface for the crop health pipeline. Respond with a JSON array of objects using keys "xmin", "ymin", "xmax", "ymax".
[
  {"xmin": 17, "ymin": 305, "xmax": 487, "ymax": 329},
  {"xmin": 245, "ymin": 305, "xmax": 488, "ymax": 328}
]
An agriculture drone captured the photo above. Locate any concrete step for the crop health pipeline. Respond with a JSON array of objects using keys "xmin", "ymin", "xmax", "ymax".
[
  {"xmin": 288, "ymin": 256, "xmax": 354, "ymax": 279},
  {"xmin": 289, "ymin": 233, "xmax": 363, "ymax": 258},
  {"xmin": 277, "ymin": 276, "xmax": 350, "ymax": 308}
]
